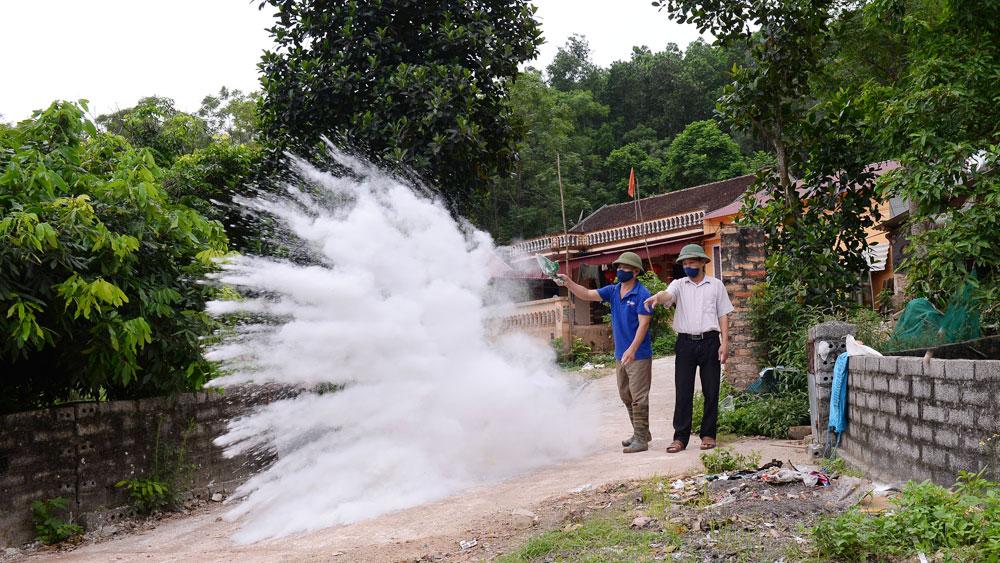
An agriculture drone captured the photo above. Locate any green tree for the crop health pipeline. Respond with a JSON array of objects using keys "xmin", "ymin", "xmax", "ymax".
[
  {"xmin": 655, "ymin": 0, "xmax": 883, "ymax": 370},
  {"xmin": 596, "ymin": 40, "xmax": 741, "ymax": 146},
  {"xmin": 600, "ymin": 45, "xmax": 692, "ymax": 141},
  {"xmin": 96, "ymin": 96, "xmax": 212, "ymax": 167},
  {"xmin": 664, "ymin": 119, "xmax": 746, "ymax": 188},
  {"xmin": 256, "ymin": 0, "xmax": 542, "ymax": 221},
  {"xmin": 863, "ymin": 0, "xmax": 1000, "ymax": 320},
  {"xmin": 491, "ymin": 71, "xmax": 608, "ymax": 241},
  {"xmin": 605, "ymin": 141, "xmax": 671, "ymax": 195},
  {"xmin": 657, "ymin": 0, "xmax": 881, "ymax": 305},
  {"xmin": 546, "ymin": 34, "xmax": 604, "ymax": 93},
  {"xmin": 165, "ymin": 140, "xmax": 264, "ymax": 253},
  {"xmin": 197, "ymin": 87, "xmax": 260, "ymax": 144},
  {"xmin": 0, "ymin": 101, "xmax": 227, "ymax": 414}
]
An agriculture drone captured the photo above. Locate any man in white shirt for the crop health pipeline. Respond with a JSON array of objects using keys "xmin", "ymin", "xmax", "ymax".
[{"xmin": 644, "ymin": 244, "xmax": 734, "ymax": 453}]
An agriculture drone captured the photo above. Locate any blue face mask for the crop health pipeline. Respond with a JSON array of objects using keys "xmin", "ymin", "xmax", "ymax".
[
  {"xmin": 684, "ymin": 266, "xmax": 701, "ymax": 279},
  {"xmin": 616, "ymin": 269, "xmax": 634, "ymax": 282}
]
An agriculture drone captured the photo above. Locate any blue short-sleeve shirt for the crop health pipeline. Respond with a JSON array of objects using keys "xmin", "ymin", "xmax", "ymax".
[{"xmin": 597, "ymin": 281, "xmax": 654, "ymax": 361}]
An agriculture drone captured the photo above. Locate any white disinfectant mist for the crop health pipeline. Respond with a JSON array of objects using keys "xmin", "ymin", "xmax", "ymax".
[{"xmin": 205, "ymin": 148, "xmax": 600, "ymax": 543}]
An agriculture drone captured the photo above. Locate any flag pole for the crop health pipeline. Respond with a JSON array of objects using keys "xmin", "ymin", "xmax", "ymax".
[
  {"xmin": 631, "ymin": 169, "xmax": 656, "ymax": 274},
  {"xmin": 557, "ymin": 153, "xmax": 574, "ymax": 352}
]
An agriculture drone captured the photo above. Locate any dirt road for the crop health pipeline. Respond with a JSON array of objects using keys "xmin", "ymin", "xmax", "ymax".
[{"xmin": 31, "ymin": 357, "xmax": 809, "ymax": 562}]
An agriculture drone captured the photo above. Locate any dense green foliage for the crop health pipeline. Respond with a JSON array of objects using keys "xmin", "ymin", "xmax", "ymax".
[
  {"xmin": 256, "ymin": 0, "xmax": 542, "ymax": 221},
  {"xmin": 197, "ymin": 87, "xmax": 260, "ymax": 145},
  {"xmin": 693, "ymin": 378, "xmax": 811, "ymax": 439},
  {"xmin": 251, "ymin": 0, "xmax": 762, "ymax": 243},
  {"xmin": 492, "ymin": 37, "xmax": 759, "ymax": 242},
  {"xmin": 861, "ymin": 0, "xmax": 1000, "ymax": 327},
  {"xmin": 96, "ymin": 96, "xmax": 213, "ymax": 167},
  {"xmin": 748, "ymin": 282, "xmax": 888, "ymax": 370},
  {"xmin": 0, "ymin": 101, "xmax": 227, "ymax": 414},
  {"xmin": 813, "ymin": 470, "xmax": 1000, "ymax": 561},
  {"xmin": 661, "ymin": 0, "xmax": 882, "ymax": 311},
  {"xmin": 164, "ymin": 140, "xmax": 263, "ymax": 253},
  {"xmin": 656, "ymin": 0, "xmax": 999, "ymax": 343},
  {"xmin": 489, "ymin": 70, "xmax": 606, "ymax": 241}
]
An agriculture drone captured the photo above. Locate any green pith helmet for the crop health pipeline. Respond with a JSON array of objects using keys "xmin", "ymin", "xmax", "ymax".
[
  {"xmin": 676, "ymin": 244, "xmax": 710, "ymax": 263},
  {"xmin": 613, "ymin": 251, "xmax": 644, "ymax": 272}
]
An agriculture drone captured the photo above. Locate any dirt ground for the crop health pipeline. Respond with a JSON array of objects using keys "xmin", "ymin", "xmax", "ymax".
[{"xmin": 18, "ymin": 357, "xmax": 816, "ymax": 563}]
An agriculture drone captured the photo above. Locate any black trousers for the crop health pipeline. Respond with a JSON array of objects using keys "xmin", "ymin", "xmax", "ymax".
[{"xmin": 672, "ymin": 333, "xmax": 721, "ymax": 446}]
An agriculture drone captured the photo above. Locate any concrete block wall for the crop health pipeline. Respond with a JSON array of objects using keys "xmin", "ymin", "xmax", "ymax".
[
  {"xmin": 0, "ymin": 385, "xmax": 290, "ymax": 546},
  {"xmin": 720, "ymin": 225, "xmax": 766, "ymax": 388},
  {"xmin": 840, "ymin": 356, "xmax": 1000, "ymax": 485}
]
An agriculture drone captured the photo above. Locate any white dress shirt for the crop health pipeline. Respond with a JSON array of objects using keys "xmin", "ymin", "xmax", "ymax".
[{"xmin": 665, "ymin": 275, "xmax": 734, "ymax": 334}]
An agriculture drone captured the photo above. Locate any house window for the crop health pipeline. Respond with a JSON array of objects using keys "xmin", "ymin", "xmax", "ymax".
[{"xmin": 713, "ymin": 245, "xmax": 722, "ymax": 280}]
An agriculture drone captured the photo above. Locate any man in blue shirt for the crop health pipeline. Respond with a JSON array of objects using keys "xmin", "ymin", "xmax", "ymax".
[{"xmin": 559, "ymin": 252, "xmax": 654, "ymax": 453}]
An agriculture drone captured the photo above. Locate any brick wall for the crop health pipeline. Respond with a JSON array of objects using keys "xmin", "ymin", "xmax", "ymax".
[
  {"xmin": 840, "ymin": 356, "xmax": 1000, "ymax": 485},
  {"xmin": 0, "ymin": 386, "xmax": 290, "ymax": 547},
  {"xmin": 720, "ymin": 225, "xmax": 766, "ymax": 388}
]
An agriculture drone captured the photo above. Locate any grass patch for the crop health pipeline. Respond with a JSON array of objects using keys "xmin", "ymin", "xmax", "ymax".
[
  {"xmin": 822, "ymin": 456, "xmax": 864, "ymax": 478},
  {"xmin": 700, "ymin": 447, "xmax": 761, "ymax": 474},
  {"xmin": 812, "ymin": 469, "xmax": 1000, "ymax": 561},
  {"xmin": 498, "ymin": 514, "xmax": 680, "ymax": 562}
]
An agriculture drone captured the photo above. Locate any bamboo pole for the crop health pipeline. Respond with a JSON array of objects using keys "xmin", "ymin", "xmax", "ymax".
[
  {"xmin": 633, "ymin": 173, "xmax": 655, "ymax": 274},
  {"xmin": 557, "ymin": 153, "xmax": 574, "ymax": 354}
]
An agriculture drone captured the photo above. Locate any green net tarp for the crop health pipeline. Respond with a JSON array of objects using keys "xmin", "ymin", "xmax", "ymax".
[{"xmin": 888, "ymin": 281, "xmax": 981, "ymax": 351}]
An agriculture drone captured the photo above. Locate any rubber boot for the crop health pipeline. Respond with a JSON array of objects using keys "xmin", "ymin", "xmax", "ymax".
[
  {"xmin": 635, "ymin": 403, "xmax": 652, "ymax": 443},
  {"xmin": 622, "ymin": 404, "xmax": 638, "ymax": 447},
  {"xmin": 623, "ymin": 405, "xmax": 649, "ymax": 453}
]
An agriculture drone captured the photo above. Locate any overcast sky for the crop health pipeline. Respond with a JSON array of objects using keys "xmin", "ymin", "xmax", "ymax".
[{"xmin": 0, "ymin": 0, "xmax": 707, "ymax": 122}]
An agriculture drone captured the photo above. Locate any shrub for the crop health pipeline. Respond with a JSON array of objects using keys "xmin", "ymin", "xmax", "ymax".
[
  {"xmin": 116, "ymin": 477, "xmax": 172, "ymax": 515},
  {"xmin": 692, "ymin": 376, "xmax": 810, "ymax": 439},
  {"xmin": 813, "ymin": 470, "xmax": 1000, "ymax": 561},
  {"xmin": 164, "ymin": 140, "xmax": 264, "ymax": 253},
  {"xmin": 31, "ymin": 497, "xmax": 83, "ymax": 544},
  {"xmin": 0, "ymin": 101, "xmax": 227, "ymax": 414},
  {"xmin": 748, "ymin": 280, "xmax": 889, "ymax": 372},
  {"xmin": 552, "ymin": 336, "xmax": 596, "ymax": 367}
]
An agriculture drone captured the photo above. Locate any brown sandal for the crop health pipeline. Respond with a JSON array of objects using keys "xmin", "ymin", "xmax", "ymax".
[
  {"xmin": 666, "ymin": 440, "xmax": 685, "ymax": 453},
  {"xmin": 700, "ymin": 437, "xmax": 717, "ymax": 450}
]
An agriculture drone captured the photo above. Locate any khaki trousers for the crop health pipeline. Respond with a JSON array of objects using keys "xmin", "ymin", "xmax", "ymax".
[{"xmin": 616, "ymin": 358, "xmax": 652, "ymax": 440}]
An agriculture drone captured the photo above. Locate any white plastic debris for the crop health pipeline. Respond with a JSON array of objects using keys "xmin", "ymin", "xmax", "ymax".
[
  {"xmin": 846, "ymin": 334, "xmax": 883, "ymax": 357},
  {"xmin": 817, "ymin": 340, "xmax": 832, "ymax": 361},
  {"xmin": 569, "ymin": 483, "xmax": 593, "ymax": 493},
  {"xmin": 580, "ymin": 362, "xmax": 595, "ymax": 371},
  {"xmin": 720, "ymin": 395, "xmax": 735, "ymax": 411},
  {"xmin": 459, "ymin": 539, "xmax": 478, "ymax": 550},
  {"xmin": 671, "ymin": 479, "xmax": 686, "ymax": 490}
]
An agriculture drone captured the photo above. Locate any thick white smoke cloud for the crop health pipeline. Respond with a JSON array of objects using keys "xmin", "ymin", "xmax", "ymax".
[{"xmin": 205, "ymin": 149, "xmax": 600, "ymax": 543}]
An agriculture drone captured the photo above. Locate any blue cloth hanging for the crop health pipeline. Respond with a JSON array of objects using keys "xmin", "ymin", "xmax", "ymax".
[{"xmin": 828, "ymin": 352, "xmax": 850, "ymax": 434}]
